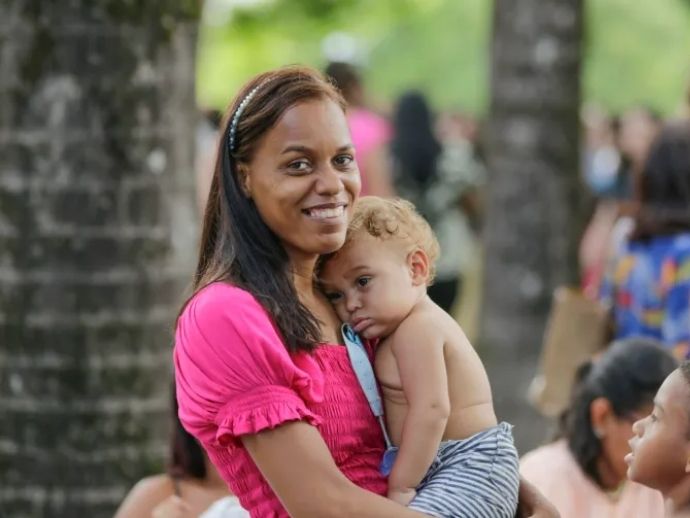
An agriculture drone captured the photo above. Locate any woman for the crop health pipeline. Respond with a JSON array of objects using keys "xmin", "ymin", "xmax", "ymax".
[
  {"xmin": 114, "ymin": 388, "xmax": 238, "ymax": 518},
  {"xmin": 174, "ymin": 65, "xmax": 556, "ymax": 517},
  {"xmin": 521, "ymin": 338, "xmax": 677, "ymax": 517},
  {"xmin": 600, "ymin": 121, "xmax": 690, "ymax": 358},
  {"xmin": 390, "ymin": 92, "xmax": 484, "ymax": 313}
]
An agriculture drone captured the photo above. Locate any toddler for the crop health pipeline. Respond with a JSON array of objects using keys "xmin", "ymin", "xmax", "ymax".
[{"xmin": 319, "ymin": 196, "xmax": 519, "ymax": 518}]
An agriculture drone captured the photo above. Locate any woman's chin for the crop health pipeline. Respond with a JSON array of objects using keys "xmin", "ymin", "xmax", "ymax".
[{"xmin": 313, "ymin": 234, "xmax": 347, "ymax": 255}]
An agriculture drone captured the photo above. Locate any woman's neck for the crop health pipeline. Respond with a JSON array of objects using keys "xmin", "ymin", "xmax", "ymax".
[
  {"xmin": 595, "ymin": 456, "xmax": 624, "ymax": 493},
  {"xmin": 286, "ymin": 250, "xmax": 319, "ymax": 296}
]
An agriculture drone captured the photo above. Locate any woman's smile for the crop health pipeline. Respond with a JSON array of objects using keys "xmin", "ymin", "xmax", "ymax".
[{"xmin": 302, "ymin": 202, "xmax": 348, "ymax": 220}]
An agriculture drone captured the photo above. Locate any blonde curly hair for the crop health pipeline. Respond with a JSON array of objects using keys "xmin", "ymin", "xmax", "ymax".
[{"xmin": 339, "ymin": 196, "xmax": 440, "ymax": 284}]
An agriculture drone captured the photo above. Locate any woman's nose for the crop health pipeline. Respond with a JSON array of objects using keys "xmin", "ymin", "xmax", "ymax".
[{"xmin": 315, "ymin": 164, "xmax": 344, "ymax": 195}]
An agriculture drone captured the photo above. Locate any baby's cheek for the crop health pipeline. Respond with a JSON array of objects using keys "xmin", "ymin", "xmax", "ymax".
[{"xmin": 334, "ymin": 304, "xmax": 349, "ymax": 322}]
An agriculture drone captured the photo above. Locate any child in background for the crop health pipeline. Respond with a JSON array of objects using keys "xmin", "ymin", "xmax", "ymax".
[
  {"xmin": 627, "ymin": 360, "xmax": 690, "ymax": 516},
  {"xmin": 319, "ymin": 196, "xmax": 519, "ymax": 518}
]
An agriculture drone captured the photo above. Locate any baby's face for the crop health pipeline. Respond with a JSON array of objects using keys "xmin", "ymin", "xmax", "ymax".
[
  {"xmin": 319, "ymin": 234, "xmax": 419, "ymax": 340},
  {"xmin": 627, "ymin": 370, "xmax": 690, "ymax": 493}
]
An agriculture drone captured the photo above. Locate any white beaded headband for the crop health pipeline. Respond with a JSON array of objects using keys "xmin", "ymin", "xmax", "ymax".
[{"xmin": 228, "ymin": 84, "xmax": 262, "ymax": 152}]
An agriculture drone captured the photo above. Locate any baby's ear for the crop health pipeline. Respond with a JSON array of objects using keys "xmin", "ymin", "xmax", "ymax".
[{"xmin": 407, "ymin": 249, "xmax": 430, "ymax": 286}]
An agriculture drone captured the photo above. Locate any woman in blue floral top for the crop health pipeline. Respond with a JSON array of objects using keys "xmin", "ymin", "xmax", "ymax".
[{"xmin": 600, "ymin": 121, "xmax": 690, "ymax": 359}]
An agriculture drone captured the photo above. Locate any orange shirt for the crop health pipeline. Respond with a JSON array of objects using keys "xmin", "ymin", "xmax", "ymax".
[{"xmin": 521, "ymin": 440, "xmax": 665, "ymax": 518}]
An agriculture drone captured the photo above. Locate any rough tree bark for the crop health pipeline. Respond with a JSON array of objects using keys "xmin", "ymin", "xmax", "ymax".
[
  {"xmin": 481, "ymin": 0, "xmax": 583, "ymax": 451},
  {"xmin": 0, "ymin": 2, "xmax": 198, "ymax": 516}
]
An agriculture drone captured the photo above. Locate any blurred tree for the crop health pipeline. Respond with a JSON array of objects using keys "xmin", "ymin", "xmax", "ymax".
[
  {"xmin": 197, "ymin": 0, "xmax": 690, "ymax": 115},
  {"xmin": 481, "ymin": 0, "xmax": 583, "ymax": 450},
  {"xmin": 0, "ymin": 2, "xmax": 198, "ymax": 517}
]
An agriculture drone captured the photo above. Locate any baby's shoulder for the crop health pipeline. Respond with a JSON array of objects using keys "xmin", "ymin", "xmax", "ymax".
[{"xmin": 390, "ymin": 307, "xmax": 447, "ymax": 346}]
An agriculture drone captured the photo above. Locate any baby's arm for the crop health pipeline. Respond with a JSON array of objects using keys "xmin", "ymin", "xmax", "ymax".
[{"xmin": 388, "ymin": 317, "xmax": 449, "ymax": 500}]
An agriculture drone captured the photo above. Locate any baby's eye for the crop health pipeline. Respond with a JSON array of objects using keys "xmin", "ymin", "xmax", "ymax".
[
  {"xmin": 356, "ymin": 276, "xmax": 371, "ymax": 288},
  {"xmin": 650, "ymin": 413, "xmax": 658, "ymax": 422},
  {"xmin": 325, "ymin": 292, "xmax": 342, "ymax": 302}
]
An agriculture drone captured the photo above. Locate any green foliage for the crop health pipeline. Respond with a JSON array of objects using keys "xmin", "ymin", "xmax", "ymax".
[
  {"xmin": 583, "ymin": 0, "xmax": 690, "ymax": 115},
  {"xmin": 197, "ymin": 0, "xmax": 690, "ymax": 116}
]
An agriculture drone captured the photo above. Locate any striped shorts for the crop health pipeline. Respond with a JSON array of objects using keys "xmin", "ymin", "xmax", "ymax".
[{"xmin": 408, "ymin": 422, "xmax": 519, "ymax": 518}]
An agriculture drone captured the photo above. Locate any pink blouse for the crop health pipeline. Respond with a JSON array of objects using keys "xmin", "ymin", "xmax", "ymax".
[{"xmin": 174, "ymin": 282, "xmax": 387, "ymax": 517}]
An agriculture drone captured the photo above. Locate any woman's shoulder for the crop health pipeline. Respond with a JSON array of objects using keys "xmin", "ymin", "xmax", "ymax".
[
  {"xmin": 180, "ymin": 282, "xmax": 272, "ymax": 332},
  {"xmin": 113, "ymin": 474, "xmax": 174, "ymax": 518},
  {"xmin": 520, "ymin": 440, "xmax": 577, "ymax": 477},
  {"xmin": 175, "ymin": 282, "xmax": 285, "ymax": 368},
  {"xmin": 187, "ymin": 282, "xmax": 260, "ymax": 311}
]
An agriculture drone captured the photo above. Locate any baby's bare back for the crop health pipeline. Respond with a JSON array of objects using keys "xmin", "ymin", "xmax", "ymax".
[{"xmin": 375, "ymin": 299, "xmax": 497, "ymax": 446}]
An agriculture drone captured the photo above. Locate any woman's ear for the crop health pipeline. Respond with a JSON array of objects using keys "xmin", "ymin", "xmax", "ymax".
[
  {"xmin": 237, "ymin": 164, "xmax": 252, "ymax": 198},
  {"xmin": 406, "ymin": 249, "xmax": 430, "ymax": 286},
  {"xmin": 590, "ymin": 397, "xmax": 614, "ymax": 438}
]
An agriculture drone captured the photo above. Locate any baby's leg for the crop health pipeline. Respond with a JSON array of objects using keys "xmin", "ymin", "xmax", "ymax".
[{"xmin": 409, "ymin": 423, "xmax": 519, "ymax": 518}]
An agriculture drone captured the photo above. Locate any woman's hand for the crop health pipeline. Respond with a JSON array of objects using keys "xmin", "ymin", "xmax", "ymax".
[
  {"xmin": 151, "ymin": 495, "xmax": 193, "ymax": 518},
  {"xmin": 516, "ymin": 477, "xmax": 560, "ymax": 518}
]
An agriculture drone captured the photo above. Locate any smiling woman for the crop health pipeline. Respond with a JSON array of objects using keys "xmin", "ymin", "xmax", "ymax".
[{"xmin": 174, "ymin": 65, "xmax": 557, "ymax": 518}]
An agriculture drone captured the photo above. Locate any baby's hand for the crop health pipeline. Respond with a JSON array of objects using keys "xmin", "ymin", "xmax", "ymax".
[{"xmin": 388, "ymin": 487, "xmax": 416, "ymax": 507}]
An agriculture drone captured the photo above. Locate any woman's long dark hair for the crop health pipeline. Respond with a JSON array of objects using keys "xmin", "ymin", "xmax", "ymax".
[
  {"xmin": 186, "ymin": 66, "xmax": 346, "ymax": 353},
  {"xmin": 562, "ymin": 338, "xmax": 676, "ymax": 487},
  {"xmin": 390, "ymin": 91, "xmax": 442, "ymax": 187},
  {"xmin": 169, "ymin": 385, "xmax": 206, "ymax": 480},
  {"xmin": 631, "ymin": 120, "xmax": 690, "ymax": 240}
]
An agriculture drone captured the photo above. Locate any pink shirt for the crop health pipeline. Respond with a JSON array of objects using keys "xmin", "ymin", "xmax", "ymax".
[
  {"xmin": 520, "ymin": 440, "xmax": 664, "ymax": 518},
  {"xmin": 174, "ymin": 282, "xmax": 387, "ymax": 517}
]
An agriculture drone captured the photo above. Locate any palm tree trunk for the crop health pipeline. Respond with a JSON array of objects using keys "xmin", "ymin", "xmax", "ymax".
[
  {"xmin": 0, "ymin": 2, "xmax": 199, "ymax": 516},
  {"xmin": 481, "ymin": 0, "xmax": 584, "ymax": 451}
]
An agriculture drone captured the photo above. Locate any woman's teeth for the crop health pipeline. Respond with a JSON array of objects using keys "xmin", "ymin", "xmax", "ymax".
[{"xmin": 305, "ymin": 206, "xmax": 344, "ymax": 219}]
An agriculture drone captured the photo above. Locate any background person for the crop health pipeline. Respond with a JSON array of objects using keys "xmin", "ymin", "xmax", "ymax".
[
  {"xmin": 114, "ymin": 387, "xmax": 237, "ymax": 518},
  {"xmin": 390, "ymin": 92, "xmax": 484, "ymax": 313},
  {"xmin": 325, "ymin": 61, "xmax": 395, "ymax": 197},
  {"xmin": 521, "ymin": 338, "xmax": 677, "ymax": 517},
  {"xmin": 599, "ymin": 121, "xmax": 690, "ymax": 359}
]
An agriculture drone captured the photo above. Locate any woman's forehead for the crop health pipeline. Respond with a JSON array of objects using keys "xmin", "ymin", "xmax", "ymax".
[{"xmin": 269, "ymin": 99, "xmax": 350, "ymax": 145}]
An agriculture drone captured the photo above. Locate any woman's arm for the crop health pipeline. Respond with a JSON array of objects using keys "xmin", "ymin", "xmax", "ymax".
[{"xmin": 242, "ymin": 421, "xmax": 426, "ymax": 518}]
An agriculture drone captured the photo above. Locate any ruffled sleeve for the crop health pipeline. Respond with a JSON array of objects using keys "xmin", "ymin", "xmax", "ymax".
[{"xmin": 174, "ymin": 283, "xmax": 323, "ymax": 449}]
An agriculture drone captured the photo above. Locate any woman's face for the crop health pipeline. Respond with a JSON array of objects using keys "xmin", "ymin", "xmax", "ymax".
[
  {"xmin": 242, "ymin": 98, "xmax": 360, "ymax": 260},
  {"xmin": 600, "ymin": 407, "xmax": 650, "ymax": 485}
]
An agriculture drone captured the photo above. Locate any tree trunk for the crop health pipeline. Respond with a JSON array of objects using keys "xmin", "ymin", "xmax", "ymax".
[
  {"xmin": 481, "ymin": 0, "xmax": 583, "ymax": 451},
  {"xmin": 0, "ymin": 2, "xmax": 198, "ymax": 516}
]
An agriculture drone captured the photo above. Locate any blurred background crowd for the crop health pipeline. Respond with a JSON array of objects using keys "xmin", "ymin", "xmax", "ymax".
[{"xmin": 1, "ymin": 0, "xmax": 689, "ymax": 516}]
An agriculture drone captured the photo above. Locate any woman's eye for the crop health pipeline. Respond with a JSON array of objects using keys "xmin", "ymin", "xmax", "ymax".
[
  {"xmin": 334, "ymin": 154, "xmax": 354, "ymax": 167},
  {"xmin": 356, "ymin": 276, "xmax": 371, "ymax": 288},
  {"xmin": 288, "ymin": 159, "xmax": 311, "ymax": 173}
]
